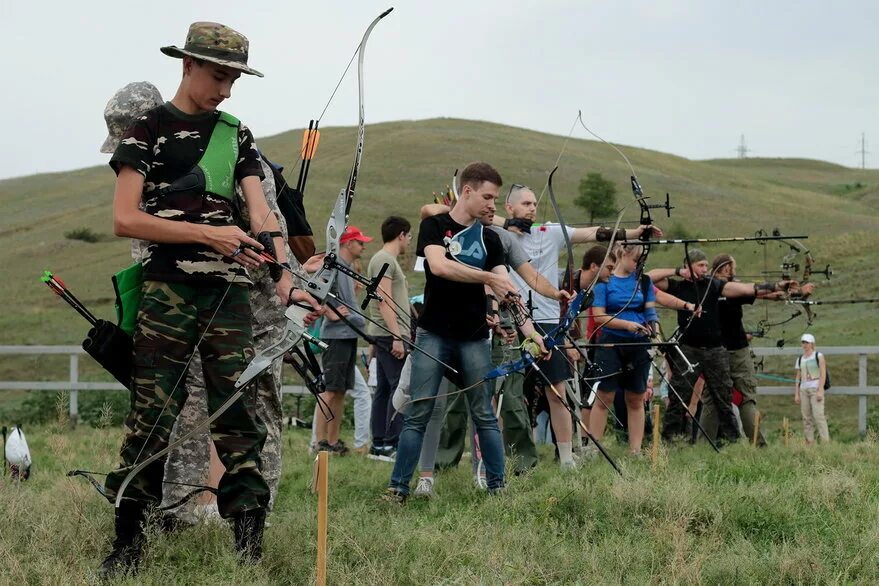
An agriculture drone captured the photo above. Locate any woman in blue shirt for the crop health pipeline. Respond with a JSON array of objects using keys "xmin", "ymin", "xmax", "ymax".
[{"xmin": 590, "ymin": 244, "xmax": 696, "ymax": 455}]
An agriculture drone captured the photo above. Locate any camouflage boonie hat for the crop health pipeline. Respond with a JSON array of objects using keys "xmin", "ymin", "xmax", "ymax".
[
  {"xmin": 101, "ymin": 81, "xmax": 164, "ymax": 153},
  {"xmin": 160, "ymin": 22, "xmax": 263, "ymax": 77}
]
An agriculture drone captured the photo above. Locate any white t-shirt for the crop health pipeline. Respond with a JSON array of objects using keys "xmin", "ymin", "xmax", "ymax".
[
  {"xmin": 796, "ymin": 352, "xmax": 821, "ymax": 390},
  {"xmin": 508, "ymin": 223, "xmax": 572, "ymax": 323}
]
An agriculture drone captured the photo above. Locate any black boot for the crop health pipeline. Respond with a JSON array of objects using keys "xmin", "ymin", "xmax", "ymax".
[
  {"xmin": 98, "ymin": 500, "xmax": 147, "ymax": 579},
  {"xmin": 233, "ymin": 508, "xmax": 266, "ymax": 563}
]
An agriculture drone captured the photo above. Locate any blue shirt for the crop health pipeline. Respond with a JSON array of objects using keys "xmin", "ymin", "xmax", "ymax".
[{"xmin": 593, "ymin": 272, "xmax": 655, "ymax": 340}]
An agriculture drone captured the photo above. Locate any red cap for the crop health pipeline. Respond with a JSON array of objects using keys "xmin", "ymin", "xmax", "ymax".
[{"xmin": 340, "ymin": 225, "xmax": 373, "ymax": 244}]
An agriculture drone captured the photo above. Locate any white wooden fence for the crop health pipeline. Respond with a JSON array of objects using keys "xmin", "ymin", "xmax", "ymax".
[{"xmin": 1, "ymin": 345, "xmax": 877, "ymax": 436}]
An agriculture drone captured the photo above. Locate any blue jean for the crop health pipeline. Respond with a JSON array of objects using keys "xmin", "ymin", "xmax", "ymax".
[{"xmin": 389, "ymin": 329, "xmax": 505, "ymax": 494}]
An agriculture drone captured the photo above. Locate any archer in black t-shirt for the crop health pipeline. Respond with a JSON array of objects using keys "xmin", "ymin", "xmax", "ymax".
[
  {"xmin": 386, "ymin": 162, "xmax": 547, "ymax": 502},
  {"xmin": 649, "ymin": 251, "xmax": 788, "ymax": 444},
  {"xmin": 417, "ymin": 213, "xmax": 506, "ymax": 340}
]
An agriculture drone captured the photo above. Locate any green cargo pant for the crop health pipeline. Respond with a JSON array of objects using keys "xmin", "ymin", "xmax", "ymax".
[{"xmin": 104, "ymin": 281, "xmax": 269, "ymax": 517}]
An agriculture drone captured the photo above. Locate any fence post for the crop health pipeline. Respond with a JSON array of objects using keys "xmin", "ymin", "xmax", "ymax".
[
  {"xmin": 858, "ymin": 354, "xmax": 868, "ymax": 438},
  {"xmin": 69, "ymin": 353, "xmax": 79, "ymax": 425}
]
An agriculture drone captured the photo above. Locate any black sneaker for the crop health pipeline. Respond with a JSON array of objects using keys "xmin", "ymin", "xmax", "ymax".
[
  {"xmin": 316, "ymin": 440, "xmax": 333, "ymax": 452},
  {"xmin": 367, "ymin": 445, "xmax": 395, "ymax": 462}
]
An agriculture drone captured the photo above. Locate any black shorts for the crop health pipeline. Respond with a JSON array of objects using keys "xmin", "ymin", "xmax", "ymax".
[
  {"xmin": 534, "ymin": 321, "xmax": 572, "ymax": 385},
  {"xmin": 595, "ymin": 341, "xmax": 651, "ymax": 394},
  {"xmin": 322, "ymin": 338, "xmax": 357, "ymax": 392}
]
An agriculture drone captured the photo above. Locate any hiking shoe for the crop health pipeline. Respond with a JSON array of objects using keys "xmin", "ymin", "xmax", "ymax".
[
  {"xmin": 414, "ymin": 476, "xmax": 435, "ymax": 498},
  {"xmin": 380, "ymin": 488, "xmax": 407, "ymax": 505},
  {"xmin": 329, "ymin": 440, "xmax": 349, "ymax": 456},
  {"xmin": 352, "ymin": 444, "xmax": 369, "ymax": 455},
  {"xmin": 317, "ymin": 440, "xmax": 349, "ymax": 456}
]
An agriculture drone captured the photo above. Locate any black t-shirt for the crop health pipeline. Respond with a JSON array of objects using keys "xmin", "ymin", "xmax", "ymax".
[
  {"xmin": 718, "ymin": 294, "xmax": 756, "ymax": 351},
  {"xmin": 110, "ymin": 102, "xmax": 264, "ymax": 284},
  {"xmin": 417, "ymin": 214, "xmax": 505, "ymax": 340},
  {"xmin": 665, "ymin": 277, "xmax": 727, "ymax": 347}
]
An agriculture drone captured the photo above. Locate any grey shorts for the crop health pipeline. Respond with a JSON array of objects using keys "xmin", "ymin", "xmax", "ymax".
[{"xmin": 322, "ymin": 338, "xmax": 357, "ymax": 392}]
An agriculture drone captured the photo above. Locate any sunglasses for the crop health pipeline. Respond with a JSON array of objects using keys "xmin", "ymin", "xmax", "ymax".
[{"xmin": 506, "ymin": 183, "xmax": 530, "ymax": 205}]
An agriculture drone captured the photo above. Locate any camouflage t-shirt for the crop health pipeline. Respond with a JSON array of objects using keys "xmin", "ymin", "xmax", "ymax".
[{"xmin": 110, "ymin": 102, "xmax": 264, "ymax": 285}]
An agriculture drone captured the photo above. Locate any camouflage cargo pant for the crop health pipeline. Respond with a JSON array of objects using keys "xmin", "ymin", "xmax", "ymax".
[
  {"xmin": 161, "ymin": 308, "xmax": 286, "ymax": 519},
  {"xmin": 662, "ymin": 344, "xmax": 740, "ymax": 443},
  {"xmin": 104, "ymin": 281, "xmax": 269, "ymax": 517}
]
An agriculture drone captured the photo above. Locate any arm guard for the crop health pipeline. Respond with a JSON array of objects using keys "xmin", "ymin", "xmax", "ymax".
[{"xmin": 596, "ymin": 227, "xmax": 627, "ymax": 242}]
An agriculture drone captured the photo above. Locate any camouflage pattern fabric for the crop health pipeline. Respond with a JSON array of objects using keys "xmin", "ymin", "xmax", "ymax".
[
  {"xmin": 103, "ymin": 281, "xmax": 269, "ymax": 517},
  {"xmin": 110, "ymin": 103, "xmax": 264, "ymax": 285},
  {"xmin": 160, "ymin": 22, "xmax": 263, "ymax": 77},
  {"xmin": 101, "ymin": 82, "xmax": 163, "ymax": 154},
  {"xmin": 161, "ymin": 159, "xmax": 296, "ymax": 518}
]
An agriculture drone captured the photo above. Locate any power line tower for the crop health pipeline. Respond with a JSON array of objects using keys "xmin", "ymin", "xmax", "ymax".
[
  {"xmin": 856, "ymin": 132, "xmax": 869, "ymax": 169},
  {"xmin": 736, "ymin": 134, "xmax": 751, "ymax": 159}
]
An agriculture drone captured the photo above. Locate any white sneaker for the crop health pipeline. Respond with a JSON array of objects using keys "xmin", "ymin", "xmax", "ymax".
[
  {"xmin": 560, "ymin": 458, "xmax": 578, "ymax": 470},
  {"xmin": 414, "ymin": 476, "xmax": 434, "ymax": 498}
]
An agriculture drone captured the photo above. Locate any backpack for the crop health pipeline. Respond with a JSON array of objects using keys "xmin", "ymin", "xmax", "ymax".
[{"xmin": 797, "ymin": 352, "xmax": 831, "ymax": 390}]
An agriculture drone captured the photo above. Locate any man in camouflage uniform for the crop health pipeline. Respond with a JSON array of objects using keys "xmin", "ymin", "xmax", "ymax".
[
  {"xmin": 99, "ymin": 22, "xmax": 319, "ymax": 577},
  {"xmin": 161, "ymin": 156, "xmax": 296, "ymax": 521},
  {"xmin": 103, "ymin": 83, "xmax": 294, "ymax": 523}
]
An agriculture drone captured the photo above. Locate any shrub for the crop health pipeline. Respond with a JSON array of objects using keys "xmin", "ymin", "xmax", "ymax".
[{"xmin": 64, "ymin": 227, "xmax": 104, "ymax": 243}]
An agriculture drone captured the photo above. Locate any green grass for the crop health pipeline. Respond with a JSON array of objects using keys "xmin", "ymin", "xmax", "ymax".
[{"xmin": 2, "ymin": 419, "xmax": 879, "ymax": 584}]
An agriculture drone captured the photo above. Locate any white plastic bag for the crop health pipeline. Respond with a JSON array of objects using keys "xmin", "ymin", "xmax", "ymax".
[{"xmin": 5, "ymin": 426, "xmax": 31, "ymax": 480}]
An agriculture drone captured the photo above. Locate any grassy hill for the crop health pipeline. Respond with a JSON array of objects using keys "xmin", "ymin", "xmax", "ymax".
[{"xmin": 1, "ymin": 118, "xmax": 878, "ymax": 385}]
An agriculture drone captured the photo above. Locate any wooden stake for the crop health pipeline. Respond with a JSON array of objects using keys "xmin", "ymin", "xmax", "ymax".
[
  {"xmin": 316, "ymin": 451, "xmax": 329, "ymax": 586},
  {"xmin": 752, "ymin": 412, "xmax": 762, "ymax": 447},
  {"xmin": 651, "ymin": 403, "xmax": 661, "ymax": 465},
  {"xmin": 782, "ymin": 417, "xmax": 789, "ymax": 447}
]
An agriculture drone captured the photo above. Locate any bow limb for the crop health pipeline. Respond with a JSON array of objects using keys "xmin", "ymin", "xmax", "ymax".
[
  {"xmin": 307, "ymin": 7, "xmax": 392, "ymax": 302},
  {"xmin": 546, "ymin": 167, "xmax": 575, "ymax": 292},
  {"xmin": 344, "ymin": 7, "xmax": 393, "ymax": 216}
]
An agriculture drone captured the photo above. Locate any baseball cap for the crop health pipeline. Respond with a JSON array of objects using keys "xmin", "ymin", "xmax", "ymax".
[
  {"xmin": 801, "ymin": 333, "xmax": 816, "ymax": 344},
  {"xmin": 340, "ymin": 226, "xmax": 373, "ymax": 244}
]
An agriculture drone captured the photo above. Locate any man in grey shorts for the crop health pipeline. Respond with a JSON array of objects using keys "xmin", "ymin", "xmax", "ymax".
[{"xmin": 316, "ymin": 226, "xmax": 372, "ymax": 454}]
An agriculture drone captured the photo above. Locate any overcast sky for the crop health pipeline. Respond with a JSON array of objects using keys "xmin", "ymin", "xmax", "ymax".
[{"xmin": 1, "ymin": 0, "xmax": 876, "ymax": 179}]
